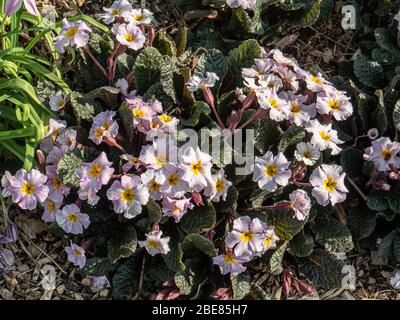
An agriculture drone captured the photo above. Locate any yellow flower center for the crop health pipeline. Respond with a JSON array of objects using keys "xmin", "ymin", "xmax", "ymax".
[
  {"xmin": 120, "ymin": 188, "xmax": 136, "ymax": 203},
  {"xmin": 167, "ymin": 174, "xmax": 179, "ymax": 186},
  {"xmin": 67, "ymin": 213, "xmax": 79, "ymax": 223},
  {"xmin": 52, "ymin": 176, "xmax": 62, "ymax": 190},
  {"xmin": 268, "ymin": 98, "xmax": 279, "ymax": 109},
  {"xmin": 89, "ymin": 163, "xmax": 102, "ymax": 178},
  {"xmin": 310, "ymin": 74, "xmax": 323, "ymax": 84},
  {"xmin": 190, "ymin": 161, "xmax": 203, "ymax": 176},
  {"xmin": 130, "ymin": 157, "xmax": 139, "ymax": 165},
  {"xmin": 73, "ymin": 249, "xmax": 82, "ymax": 256},
  {"xmin": 57, "ymin": 99, "xmax": 65, "ymax": 107},
  {"xmin": 264, "ymin": 164, "xmax": 278, "ymax": 177},
  {"xmin": 147, "ymin": 239, "xmax": 160, "ymax": 248},
  {"xmin": 323, "ymin": 176, "xmax": 337, "ymax": 192},
  {"xmin": 134, "ymin": 15, "xmax": 144, "ymax": 21},
  {"xmin": 154, "ymin": 155, "xmax": 166, "ymax": 168},
  {"xmin": 65, "ymin": 26, "xmax": 78, "ymax": 39},
  {"xmin": 240, "ymin": 231, "xmax": 254, "ymax": 243},
  {"xmin": 328, "ymin": 100, "xmax": 341, "ymax": 110},
  {"xmin": 112, "ymin": 8, "xmax": 121, "ymax": 15},
  {"xmin": 21, "ymin": 182, "xmax": 35, "ymax": 196},
  {"xmin": 223, "ymin": 255, "xmax": 236, "ymax": 264},
  {"xmin": 132, "ymin": 108, "xmax": 144, "ymax": 118},
  {"xmin": 303, "ymin": 151, "xmax": 311, "ymax": 159},
  {"xmin": 159, "ymin": 114, "xmax": 173, "ymax": 123},
  {"xmin": 264, "ymin": 235, "xmax": 275, "ymax": 247},
  {"xmin": 381, "ymin": 149, "xmax": 392, "ymax": 161},
  {"xmin": 319, "ymin": 130, "xmax": 331, "ymax": 141},
  {"xmin": 291, "ymin": 102, "xmax": 301, "ymax": 114},
  {"xmin": 47, "ymin": 201, "xmax": 56, "ymax": 213},
  {"xmin": 125, "ymin": 34, "xmax": 135, "ymax": 42},
  {"xmin": 102, "ymin": 121, "xmax": 110, "ymax": 130},
  {"xmin": 95, "ymin": 128, "xmax": 105, "ymax": 138},
  {"xmin": 149, "ymin": 180, "xmax": 160, "ymax": 192},
  {"xmin": 215, "ymin": 179, "xmax": 225, "ymax": 192},
  {"xmin": 67, "ymin": 138, "xmax": 74, "ymax": 147}
]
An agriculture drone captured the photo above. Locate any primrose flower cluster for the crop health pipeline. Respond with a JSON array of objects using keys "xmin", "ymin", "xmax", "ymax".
[
  {"xmin": 54, "ymin": 0, "xmax": 153, "ymax": 53},
  {"xmin": 241, "ymin": 49, "xmax": 352, "ymax": 207}
]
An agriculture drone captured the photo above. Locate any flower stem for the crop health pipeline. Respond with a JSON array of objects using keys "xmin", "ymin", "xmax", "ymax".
[
  {"xmin": 82, "ymin": 46, "xmax": 109, "ymax": 80},
  {"xmin": 203, "ymin": 87, "xmax": 225, "ymax": 129},
  {"xmin": 237, "ymin": 108, "xmax": 266, "ymax": 130},
  {"xmin": 346, "ymin": 176, "xmax": 368, "ymax": 201}
]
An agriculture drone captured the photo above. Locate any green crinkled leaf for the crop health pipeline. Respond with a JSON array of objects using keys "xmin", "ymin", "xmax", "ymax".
[
  {"xmin": 183, "ymin": 234, "xmax": 215, "ymax": 257},
  {"xmin": 57, "ymin": 147, "xmax": 98, "ymax": 188},
  {"xmin": 255, "ymin": 117, "xmax": 283, "ymax": 154},
  {"xmin": 267, "ymin": 208, "xmax": 308, "ymax": 241},
  {"xmin": 174, "ymin": 270, "xmax": 195, "ymax": 296},
  {"xmin": 387, "ymin": 192, "xmax": 400, "ymax": 213},
  {"xmin": 107, "ymin": 227, "xmax": 137, "ymax": 263},
  {"xmin": 146, "ymin": 200, "xmax": 162, "ymax": 224},
  {"xmin": 269, "ymin": 242, "xmax": 288, "ymax": 275},
  {"xmin": 87, "ymin": 86, "xmax": 120, "ymax": 108},
  {"xmin": 296, "ymin": 0, "xmax": 321, "ymax": 27},
  {"xmin": 160, "ymin": 57, "xmax": 177, "ymax": 103},
  {"xmin": 278, "ymin": 124, "xmax": 305, "ymax": 153},
  {"xmin": 180, "ymin": 101, "xmax": 211, "ymax": 127},
  {"xmin": 378, "ymin": 230, "xmax": 397, "ymax": 257},
  {"xmin": 213, "ymin": 186, "xmax": 238, "ymax": 213},
  {"xmin": 231, "ymin": 271, "xmax": 251, "ymax": 300},
  {"xmin": 70, "ymin": 91, "xmax": 95, "ymax": 122},
  {"xmin": 367, "ymin": 191, "xmax": 389, "ymax": 211},
  {"xmin": 248, "ymin": 284, "xmax": 271, "ymax": 300},
  {"xmin": 163, "ymin": 238, "xmax": 185, "ymax": 272},
  {"xmin": 180, "ymin": 203, "xmax": 216, "ymax": 234},
  {"xmin": 144, "ymin": 82, "xmax": 174, "ymax": 111},
  {"xmin": 393, "ymin": 100, "xmax": 400, "ymax": 131},
  {"xmin": 348, "ymin": 207, "xmax": 376, "ymax": 240},
  {"xmin": 353, "ymin": 53, "xmax": 384, "ymax": 88},
  {"xmin": 78, "ymin": 257, "xmax": 113, "ymax": 277},
  {"xmin": 118, "ymin": 102, "xmax": 134, "ymax": 143},
  {"xmin": 287, "ymin": 232, "xmax": 314, "ymax": 258},
  {"xmin": 298, "ymin": 249, "xmax": 344, "ymax": 289},
  {"xmin": 133, "ymin": 47, "xmax": 163, "ymax": 94},
  {"xmin": 194, "ymin": 49, "xmax": 228, "ymax": 88},
  {"xmin": 340, "ymin": 147, "xmax": 363, "ymax": 178},
  {"xmin": 112, "ymin": 260, "xmax": 138, "ymax": 299},
  {"xmin": 313, "ymin": 216, "xmax": 353, "ymax": 253},
  {"xmin": 153, "ymin": 31, "xmax": 177, "ymax": 57},
  {"xmin": 226, "ymin": 39, "xmax": 262, "ymax": 88},
  {"xmin": 175, "ymin": 26, "xmax": 188, "ymax": 56}
]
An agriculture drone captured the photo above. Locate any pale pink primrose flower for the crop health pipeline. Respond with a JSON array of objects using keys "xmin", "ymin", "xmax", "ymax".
[
  {"xmin": 294, "ymin": 142, "xmax": 320, "ymax": 166},
  {"xmin": 115, "ymin": 22, "xmax": 146, "ymax": 50},
  {"xmin": 270, "ymin": 49, "xmax": 300, "ymax": 72},
  {"xmin": 3, "ymin": 169, "xmax": 48, "ymax": 210},
  {"xmin": 77, "ymin": 152, "xmax": 114, "ymax": 191},
  {"xmin": 258, "ymin": 74, "xmax": 283, "ymax": 92},
  {"xmin": 204, "ymin": 169, "xmax": 232, "ymax": 202},
  {"xmin": 56, "ymin": 128, "xmax": 77, "ymax": 151},
  {"xmin": 158, "ymin": 164, "xmax": 188, "ymax": 198},
  {"xmin": 161, "ymin": 197, "xmax": 193, "ymax": 223},
  {"xmin": 89, "ymin": 111, "xmax": 119, "ymax": 145},
  {"xmin": 89, "ymin": 276, "xmax": 111, "ymax": 290},
  {"xmin": 98, "ymin": 0, "xmax": 132, "ymax": 24},
  {"xmin": 41, "ymin": 199, "xmax": 61, "ymax": 223},
  {"xmin": 212, "ymin": 253, "xmax": 249, "ymax": 276},
  {"xmin": 45, "ymin": 165, "xmax": 70, "ymax": 203},
  {"xmin": 139, "ymin": 137, "xmax": 178, "ymax": 170},
  {"xmin": 106, "ymin": 175, "xmax": 149, "ymax": 219},
  {"xmin": 54, "ymin": 19, "xmax": 92, "ymax": 53},
  {"xmin": 281, "ymin": 91, "xmax": 316, "ymax": 126},
  {"xmin": 139, "ymin": 230, "xmax": 170, "ymax": 256},
  {"xmin": 302, "ymin": 72, "xmax": 332, "ymax": 93},
  {"xmin": 40, "ymin": 119, "xmax": 67, "ymax": 153},
  {"xmin": 115, "ymin": 78, "xmax": 129, "ymax": 96},
  {"xmin": 121, "ymin": 154, "xmax": 141, "ymax": 173},
  {"xmin": 310, "ymin": 164, "xmax": 348, "ymax": 206},
  {"xmin": 56, "ymin": 204, "xmax": 90, "ymax": 234},
  {"xmin": 306, "ymin": 119, "xmax": 344, "ymax": 155},
  {"xmin": 368, "ymin": 128, "xmax": 379, "ymax": 140},
  {"xmin": 5, "ymin": 0, "xmax": 40, "ymax": 16},
  {"xmin": 49, "ymin": 91, "xmax": 68, "ymax": 111},
  {"xmin": 252, "ymin": 151, "xmax": 291, "ymax": 192},
  {"xmin": 316, "ymin": 90, "xmax": 353, "ymax": 121},
  {"xmin": 140, "ymin": 169, "xmax": 164, "ymax": 200},
  {"xmin": 187, "ymin": 72, "xmax": 219, "ymax": 92},
  {"xmin": 65, "ymin": 242, "xmax": 86, "ymax": 269},
  {"xmin": 363, "ymin": 137, "xmax": 400, "ymax": 172},
  {"xmin": 124, "ymin": 8, "xmax": 153, "ymax": 25},
  {"xmin": 289, "ymin": 189, "xmax": 311, "ymax": 220},
  {"xmin": 261, "ymin": 227, "xmax": 279, "ymax": 252},
  {"xmin": 225, "ymin": 216, "xmax": 266, "ymax": 256},
  {"xmin": 258, "ymin": 92, "xmax": 290, "ymax": 122},
  {"xmin": 241, "ymin": 58, "xmax": 274, "ymax": 80},
  {"xmin": 46, "ymin": 145, "xmax": 69, "ymax": 166},
  {"xmin": 226, "ymin": 0, "xmax": 256, "ymax": 10},
  {"xmin": 180, "ymin": 146, "xmax": 213, "ymax": 192}
]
